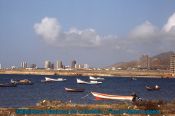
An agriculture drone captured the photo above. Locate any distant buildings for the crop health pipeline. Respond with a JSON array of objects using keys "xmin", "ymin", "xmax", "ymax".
[
  {"xmin": 21, "ymin": 62, "xmax": 27, "ymax": 68},
  {"xmin": 44, "ymin": 60, "xmax": 51, "ymax": 69},
  {"xmin": 0, "ymin": 64, "xmax": 1, "ymax": 69},
  {"xmin": 71, "ymin": 60, "xmax": 76, "ymax": 69},
  {"xmin": 138, "ymin": 55, "xmax": 150, "ymax": 69},
  {"xmin": 56, "ymin": 60, "xmax": 63, "ymax": 69},
  {"xmin": 30, "ymin": 64, "xmax": 37, "ymax": 69},
  {"xmin": 170, "ymin": 54, "xmax": 175, "ymax": 74}
]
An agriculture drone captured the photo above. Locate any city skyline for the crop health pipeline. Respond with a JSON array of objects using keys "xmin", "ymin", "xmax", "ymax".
[{"xmin": 0, "ymin": 0, "xmax": 175, "ymax": 68}]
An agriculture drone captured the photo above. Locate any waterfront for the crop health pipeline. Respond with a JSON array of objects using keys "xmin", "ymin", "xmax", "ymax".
[{"xmin": 0, "ymin": 74, "xmax": 175, "ymax": 108}]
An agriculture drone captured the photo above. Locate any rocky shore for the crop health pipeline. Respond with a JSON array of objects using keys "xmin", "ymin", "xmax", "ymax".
[
  {"xmin": 0, "ymin": 69, "xmax": 172, "ymax": 78},
  {"xmin": 0, "ymin": 100, "xmax": 175, "ymax": 116}
]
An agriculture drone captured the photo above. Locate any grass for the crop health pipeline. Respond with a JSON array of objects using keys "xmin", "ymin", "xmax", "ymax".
[{"xmin": 0, "ymin": 100, "xmax": 175, "ymax": 116}]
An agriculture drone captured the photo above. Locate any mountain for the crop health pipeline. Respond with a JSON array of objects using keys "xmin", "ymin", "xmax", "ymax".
[{"xmin": 108, "ymin": 51, "xmax": 174, "ymax": 70}]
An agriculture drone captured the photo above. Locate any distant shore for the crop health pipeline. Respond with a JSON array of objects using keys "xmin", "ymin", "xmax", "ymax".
[{"xmin": 0, "ymin": 69, "xmax": 172, "ymax": 78}]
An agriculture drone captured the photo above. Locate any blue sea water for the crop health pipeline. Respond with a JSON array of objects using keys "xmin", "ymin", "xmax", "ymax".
[{"xmin": 0, "ymin": 74, "xmax": 175, "ymax": 108}]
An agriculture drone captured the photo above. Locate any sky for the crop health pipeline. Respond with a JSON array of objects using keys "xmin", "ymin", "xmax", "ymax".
[{"xmin": 0, "ymin": 0, "xmax": 175, "ymax": 68}]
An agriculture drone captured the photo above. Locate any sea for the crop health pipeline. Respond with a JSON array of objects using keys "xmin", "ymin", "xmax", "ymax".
[{"xmin": 0, "ymin": 74, "xmax": 175, "ymax": 108}]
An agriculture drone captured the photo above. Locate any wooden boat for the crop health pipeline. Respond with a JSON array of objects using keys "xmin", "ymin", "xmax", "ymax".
[
  {"xmin": 76, "ymin": 78, "xmax": 88, "ymax": 84},
  {"xmin": 11, "ymin": 79, "xmax": 33, "ymax": 85},
  {"xmin": 89, "ymin": 76, "xmax": 104, "ymax": 80},
  {"xmin": 41, "ymin": 77, "xmax": 66, "ymax": 82},
  {"xmin": 77, "ymin": 78, "xmax": 102, "ymax": 84},
  {"xmin": 0, "ymin": 83, "xmax": 17, "ymax": 87},
  {"xmin": 91, "ymin": 92, "xmax": 134, "ymax": 101},
  {"xmin": 145, "ymin": 85, "xmax": 160, "ymax": 91},
  {"xmin": 65, "ymin": 87, "xmax": 85, "ymax": 92}
]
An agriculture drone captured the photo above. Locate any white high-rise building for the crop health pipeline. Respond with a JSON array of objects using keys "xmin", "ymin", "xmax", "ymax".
[
  {"xmin": 21, "ymin": 62, "xmax": 27, "ymax": 68},
  {"xmin": 0, "ymin": 64, "xmax": 1, "ymax": 69},
  {"xmin": 44, "ymin": 60, "xmax": 51, "ymax": 69}
]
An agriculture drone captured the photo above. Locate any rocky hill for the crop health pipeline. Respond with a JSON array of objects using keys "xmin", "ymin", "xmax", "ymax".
[{"xmin": 108, "ymin": 51, "xmax": 174, "ymax": 70}]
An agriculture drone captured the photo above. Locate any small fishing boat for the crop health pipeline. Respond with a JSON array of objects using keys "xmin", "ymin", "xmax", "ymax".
[
  {"xmin": 76, "ymin": 78, "xmax": 88, "ymax": 84},
  {"xmin": 65, "ymin": 87, "xmax": 85, "ymax": 92},
  {"xmin": 91, "ymin": 92, "xmax": 134, "ymax": 101},
  {"xmin": 145, "ymin": 85, "xmax": 160, "ymax": 91},
  {"xmin": 131, "ymin": 77, "xmax": 137, "ymax": 80},
  {"xmin": 0, "ymin": 83, "xmax": 17, "ymax": 87},
  {"xmin": 11, "ymin": 79, "xmax": 33, "ymax": 85},
  {"xmin": 41, "ymin": 77, "xmax": 66, "ymax": 82},
  {"xmin": 77, "ymin": 78, "xmax": 102, "ymax": 84},
  {"xmin": 89, "ymin": 76, "xmax": 104, "ymax": 80}
]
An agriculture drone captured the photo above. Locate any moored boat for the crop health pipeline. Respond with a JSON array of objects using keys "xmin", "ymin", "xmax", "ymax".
[
  {"xmin": 0, "ymin": 83, "xmax": 17, "ymax": 87},
  {"xmin": 145, "ymin": 85, "xmax": 160, "ymax": 91},
  {"xmin": 89, "ymin": 76, "xmax": 104, "ymax": 80},
  {"xmin": 41, "ymin": 77, "xmax": 66, "ymax": 82},
  {"xmin": 77, "ymin": 78, "xmax": 102, "ymax": 84},
  {"xmin": 65, "ymin": 87, "xmax": 85, "ymax": 92},
  {"xmin": 91, "ymin": 92, "xmax": 134, "ymax": 101},
  {"xmin": 11, "ymin": 79, "xmax": 33, "ymax": 85}
]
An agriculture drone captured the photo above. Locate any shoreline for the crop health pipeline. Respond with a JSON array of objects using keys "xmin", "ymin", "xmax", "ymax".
[
  {"xmin": 0, "ymin": 69, "xmax": 172, "ymax": 78},
  {"xmin": 0, "ymin": 100, "xmax": 175, "ymax": 115}
]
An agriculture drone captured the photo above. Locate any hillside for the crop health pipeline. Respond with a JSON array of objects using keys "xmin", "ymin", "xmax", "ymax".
[{"xmin": 108, "ymin": 51, "xmax": 174, "ymax": 70}]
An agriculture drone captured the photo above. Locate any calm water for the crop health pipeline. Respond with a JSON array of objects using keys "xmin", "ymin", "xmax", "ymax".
[{"xmin": 0, "ymin": 74, "xmax": 175, "ymax": 108}]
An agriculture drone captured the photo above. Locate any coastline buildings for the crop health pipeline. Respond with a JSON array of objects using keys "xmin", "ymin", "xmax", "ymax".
[
  {"xmin": 71, "ymin": 60, "xmax": 76, "ymax": 69},
  {"xmin": 56, "ymin": 60, "xmax": 63, "ymax": 69},
  {"xmin": 138, "ymin": 55, "xmax": 150, "ymax": 69},
  {"xmin": 44, "ymin": 60, "xmax": 51, "ymax": 69},
  {"xmin": 21, "ymin": 62, "xmax": 27, "ymax": 68},
  {"xmin": 170, "ymin": 54, "xmax": 175, "ymax": 75}
]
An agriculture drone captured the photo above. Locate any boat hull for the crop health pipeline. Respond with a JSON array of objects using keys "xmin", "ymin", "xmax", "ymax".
[
  {"xmin": 91, "ymin": 92, "xmax": 133, "ymax": 101},
  {"xmin": 65, "ymin": 88, "xmax": 85, "ymax": 92}
]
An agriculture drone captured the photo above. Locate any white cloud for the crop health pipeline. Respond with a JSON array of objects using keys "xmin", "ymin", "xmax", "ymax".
[
  {"xmin": 163, "ymin": 12, "xmax": 175, "ymax": 32},
  {"xmin": 34, "ymin": 17, "xmax": 61, "ymax": 43},
  {"xmin": 34, "ymin": 14, "xmax": 175, "ymax": 62},
  {"xmin": 130, "ymin": 21, "xmax": 158, "ymax": 38},
  {"xmin": 34, "ymin": 17, "xmax": 101, "ymax": 47}
]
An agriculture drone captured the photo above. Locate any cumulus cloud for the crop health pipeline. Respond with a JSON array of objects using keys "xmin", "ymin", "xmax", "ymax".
[
  {"xmin": 34, "ymin": 17, "xmax": 101, "ymax": 47},
  {"xmin": 34, "ymin": 13, "xmax": 175, "ymax": 60},
  {"xmin": 163, "ymin": 12, "xmax": 175, "ymax": 32},
  {"xmin": 34, "ymin": 17, "xmax": 61, "ymax": 43}
]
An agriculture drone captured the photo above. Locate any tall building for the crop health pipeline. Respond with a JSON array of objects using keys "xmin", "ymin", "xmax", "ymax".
[
  {"xmin": 0, "ymin": 63, "xmax": 1, "ymax": 69},
  {"xmin": 44, "ymin": 60, "xmax": 51, "ymax": 69},
  {"xmin": 170, "ymin": 54, "xmax": 175, "ymax": 74},
  {"xmin": 139, "ymin": 55, "xmax": 150, "ymax": 69},
  {"xmin": 21, "ymin": 62, "xmax": 27, "ymax": 68},
  {"xmin": 71, "ymin": 60, "xmax": 76, "ymax": 68},
  {"xmin": 56, "ymin": 60, "xmax": 63, "ymax": 69}
]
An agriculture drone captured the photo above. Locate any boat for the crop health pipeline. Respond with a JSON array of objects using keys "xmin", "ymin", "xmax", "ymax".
[
  {"xmin": 41, "ymin": 77, "xmax": 66, "ymax": 82},
  {"xmin": 145, "ymin": 85, "xmax": 160, "ymax": 91},
  {"xmin": 11, "ymin": 79, "xmax": 33, "ymax": 85},
  {"xmin": 89, "ymin": 76, "xmax": 104, "ymax": 80},
  {"xmin": 131, "ymin": 77, "xmax": 137, "ymax": 80},
  {"xmin": 77, "ymin": 78, "xmax": 102, "ymax": 84},
  {"xmin": 76, "ymin": 78, "xmax": 88, "ymax": 84},
  {"xmin": 0, "ymin": 83, "xmax": 17, "ymax": 87},
  {"xmin": 65, "ymin": 87, "xmax": 85, "ymax": 92},
  {"xmin": 91, "ymin": 92, "xmax": 134, "ymax": 101}
]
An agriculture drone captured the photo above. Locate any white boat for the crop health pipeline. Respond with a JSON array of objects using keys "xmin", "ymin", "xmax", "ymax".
[
  {"xmin": 77, "ymin": 78, "xmax": 88, "ymax": 84},
  {"xmin": 76, "ymin": 78, "xmax": 102, "ymax": 84},
  {"xmin": 91, "ymin": 92, "xmax": 134, "ymax": 101},
  {"xmin": 41, "ymin": 77, "xmax": 66, "ymax": 82},
  {"xmin": 89, "ymin": 76, "xmax": 104, "ymax": 80}
]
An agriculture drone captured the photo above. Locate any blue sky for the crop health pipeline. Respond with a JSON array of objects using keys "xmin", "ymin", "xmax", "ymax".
[{"xmin": 0, "ymin": 0, "xmax": 175, "ymax": 68}]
